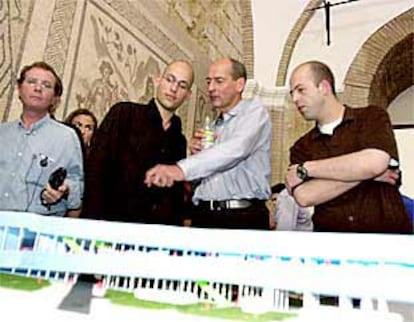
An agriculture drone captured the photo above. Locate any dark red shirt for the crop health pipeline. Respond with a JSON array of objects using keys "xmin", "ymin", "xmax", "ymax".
[
  {"xmin": 82, "ymin": 100, "xmax": 186, "ymax": 225},
  {"xmin": 290, "ymin": 105, "xmax": 411, "ymax": 233}
]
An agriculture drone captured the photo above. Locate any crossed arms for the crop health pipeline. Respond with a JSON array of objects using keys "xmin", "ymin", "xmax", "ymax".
[{"xmin": 285, "ymin": 148, "xmax": 399, "ymax": 207}]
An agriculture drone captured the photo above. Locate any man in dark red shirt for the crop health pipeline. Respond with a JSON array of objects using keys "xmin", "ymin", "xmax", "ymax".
[{"xmin": 285, "ymin": 61, "xmax": 411, "ymax": 233}]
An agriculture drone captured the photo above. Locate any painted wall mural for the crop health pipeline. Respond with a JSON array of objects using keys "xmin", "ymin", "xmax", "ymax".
[
  {"xmin": 1, "ymin": 0, "xmax": 246, "ymax": 141},
  {"xmin": 67, "ymin": 1, "xmax": 165, "ymax": 122},
  {"xmin": 0, "ymin": 0, "xmax": 35, "ymax": 122}
]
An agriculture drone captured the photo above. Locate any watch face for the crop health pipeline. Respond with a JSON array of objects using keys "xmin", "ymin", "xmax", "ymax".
[{"xmin": 297, "ymin": 165, "xmax": 308, "ymax": 180}]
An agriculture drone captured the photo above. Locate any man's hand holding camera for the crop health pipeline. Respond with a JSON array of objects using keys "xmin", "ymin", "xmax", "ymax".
[
  {"xmin": 40, "ymin": 167, "xmax": 68, "ymax": 208},
  {"xmin": 41, "ymin": 181, "xmax": 69, "ymax": 205}
]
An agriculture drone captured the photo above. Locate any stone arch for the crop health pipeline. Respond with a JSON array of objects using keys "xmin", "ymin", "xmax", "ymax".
[
  {"xmin": 275, "ymin": 0, "xmax": 323, "ymax": 86},
  {"xmin": 343, "ymin": 8, "xmax": 413, "ymax": 108}
]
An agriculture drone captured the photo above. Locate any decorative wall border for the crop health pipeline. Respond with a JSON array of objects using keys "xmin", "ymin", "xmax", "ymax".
[
  {"xmin": 240, "ymin": 0, "xmax": 254, "ymax": 78},
  {"xmin": 2, "ymin": 0, "xmax": 36, "ymax": 122},
  {"xmin": 43, "ymin": 0, "xmax": 78, "ymax": 77}
]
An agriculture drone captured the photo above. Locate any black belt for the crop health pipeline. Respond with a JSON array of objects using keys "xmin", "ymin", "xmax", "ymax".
[{"xmin": 198, "ymin": 199, "xmax": 260, "ymax": 211}]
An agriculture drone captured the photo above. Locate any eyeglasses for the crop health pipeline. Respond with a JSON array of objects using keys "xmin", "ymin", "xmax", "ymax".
[
  {"xmin": 163, "ymin": 74, "xmax": 190, "ymax": 91},
  {"xmin": 25, "ymin": 77, "xmax": 54, "ymax": 90}
]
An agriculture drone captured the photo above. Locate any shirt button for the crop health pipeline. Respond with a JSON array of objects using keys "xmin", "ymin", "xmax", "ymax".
[
  {"xmin": 4, "ymin": 192, "xmax": 9, "ymax": 198},
  {"xmin": 348, "ymin": 216, "xmax": 354, "ymax": 222},
  {"xmin": 11, "ymin": 173, "xmax": 15, "ymax": 177},
  {"xmin": 17, "ymin": 152, "xmax": 23, "ymax": 157}
]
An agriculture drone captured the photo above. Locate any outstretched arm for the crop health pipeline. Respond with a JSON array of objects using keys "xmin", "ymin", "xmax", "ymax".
[{"xmin": 144, "ymin": 164, "xmax": 185, "ymax": 188}]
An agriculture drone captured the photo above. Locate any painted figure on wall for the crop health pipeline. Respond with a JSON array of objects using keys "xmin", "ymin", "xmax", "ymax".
[
  {"xmin": 84, "ymin": 60, "xmax": 118, "ymax": 120},
  {"xmin": 138, "ymin": 76, "xmax": 155, "ymax": 103}
]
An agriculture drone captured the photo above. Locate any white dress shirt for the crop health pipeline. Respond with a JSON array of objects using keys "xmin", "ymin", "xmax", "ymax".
[{"xmin": 178, "ymin": 99, "xmax": 272, "ymax": 203}]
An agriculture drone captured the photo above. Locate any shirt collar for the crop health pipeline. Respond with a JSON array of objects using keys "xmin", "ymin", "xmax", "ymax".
[
  {"xmin": 217, "ymin": 99, "xmax": 245, "ymax": 124},
  {"xmin": 148, "ymin": 98, "xmax": 182, "ymax": 133},
  {"xmin": 310, "ymin": 105, "xmax": 355, "ymax": 139},
  {"xmin": 18, "ymin": 114, "xmax": 52, "ymax": 131},
  {"xmin": 226, "ymin": 100, "xmax": 244, "ymax": 117}
]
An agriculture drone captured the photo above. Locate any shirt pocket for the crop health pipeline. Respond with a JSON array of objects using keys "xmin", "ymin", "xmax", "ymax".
[{"xmin": 25, "ymin": 160, "xmax": 51, "ymax": 190}]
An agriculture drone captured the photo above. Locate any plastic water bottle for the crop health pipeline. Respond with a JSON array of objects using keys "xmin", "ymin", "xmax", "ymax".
[{"xmin": 201, "ymin": 115, "xmax": 215, "ymax": 150}]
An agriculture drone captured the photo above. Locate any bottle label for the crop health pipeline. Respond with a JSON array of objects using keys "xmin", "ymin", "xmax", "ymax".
[{"xmin": 202, "ymin": 129, "xmax": 215, "ymax": 149}]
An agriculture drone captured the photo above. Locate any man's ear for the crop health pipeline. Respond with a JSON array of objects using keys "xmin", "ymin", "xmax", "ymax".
[
  {"xmin": 154, "ymin": 74, "xmax": 162, "ymax": 88},
  {"xmin": 236, "ymin": 77, "xmax": 246, "ymax": 93},
  {"xmin": 185, "ymin": 89, "xmax": 192, "ymax": 100},
  {"xmin": 54, "ymin": 96, "xmax": 61, "ymax": 108},
  {"xmin": 17, "ymin": 84, "xmax": 23, "ymax": 101},
  {"xmin": 318, "ymin": 80, "xmax": 331, "ymax": 95},
  {"xmin": 50, "ymin": 97, "xmax": 61, "ymax": 114}
]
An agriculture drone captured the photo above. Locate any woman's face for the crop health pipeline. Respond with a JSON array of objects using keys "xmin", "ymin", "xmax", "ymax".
[{"xmin": 71, "ymin": 114, "xmax": 96, "ymax": 146}]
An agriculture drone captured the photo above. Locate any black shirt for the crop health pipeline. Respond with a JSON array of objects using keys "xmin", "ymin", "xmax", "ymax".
[{"xmin": 82, "ymin": 99, "xmax": 187, "ymax": 225}]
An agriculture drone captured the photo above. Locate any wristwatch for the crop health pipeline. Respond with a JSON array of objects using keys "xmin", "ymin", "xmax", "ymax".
[{"xmin": 297, "ymin": 163, "xmax": 310, "ymax": 181}]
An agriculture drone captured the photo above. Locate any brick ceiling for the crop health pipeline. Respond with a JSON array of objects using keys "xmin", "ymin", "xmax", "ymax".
[{"xmin": 369, "ymin": 33, "xmax": 414, "ymax": 109}]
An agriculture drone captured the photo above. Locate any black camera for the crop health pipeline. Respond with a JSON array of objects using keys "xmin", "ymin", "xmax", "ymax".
[
  {"xmin": 40, "ymin": 167, "xmax": 67, "ymax": 209},
  {"xmin": 49, "ymin": 167, "xmax": 67, "ymax": 190}
]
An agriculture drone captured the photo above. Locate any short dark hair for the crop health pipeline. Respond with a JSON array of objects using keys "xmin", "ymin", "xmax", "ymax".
[
  {"xmin": 17, "ymin": 61, "xmax": 63, "ymax": 97},
  {"xmin": 271, "ymin": 183, "xmax": 286, "ymax": 194},
  {"xmin": 306, "ymin": 61, "xmax": 336, "ymax": 96},
  {"xmin": 228, "ymin": 58, "xmax": 247, "ymax": 81},
  {"xmin": 65, "ymin": 108, "xmax": 98, "ymax": 132}
]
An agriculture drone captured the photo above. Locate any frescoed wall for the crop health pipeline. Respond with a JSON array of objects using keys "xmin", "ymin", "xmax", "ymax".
[{"xmin": 1, "ymin": 0, "xmax": 251, "ymax": 141}]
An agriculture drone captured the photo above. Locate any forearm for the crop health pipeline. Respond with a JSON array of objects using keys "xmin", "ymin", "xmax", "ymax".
[
  {"xmin": 180, "ymin": 108, "xmax": 271, "ymax": 181},
  {"xmin": 66, "ymin": 208, "xmax": 82, "ymax": 218},
  {"xmin": 65, "ymin": 150, "xmax": 84, "ymax": 209},
  {"xmin": 293, "ymin": 179, "xmax": 360, "ymax": 207},
  {"xmin": 64, "ymin": 133, "xmax": 85, "ymax": 209},
  {"xmin": 305, "ymin": 148, "xmax": 390, "ymax": 182},
  {"xmin": 65, "ymin": 177, "xmax": 83, "ymax": 209}
]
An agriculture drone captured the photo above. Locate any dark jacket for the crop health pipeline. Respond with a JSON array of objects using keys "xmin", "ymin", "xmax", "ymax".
[{"xmin": 82, "ymin": 99, "xmax": 186, "ymax": 225}]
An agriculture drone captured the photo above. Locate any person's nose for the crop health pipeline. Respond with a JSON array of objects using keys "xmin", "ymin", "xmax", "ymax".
[
  {"xmin": 33, "ymin": 81, "xmax": 42, "ymax": 92},
  {"xmin": 170, "ymin": 81, "xmax": 179, "ymax": 92},
  {"xmin": 207, "ymin": 81, "xmax": 215, "ymax": 93},
  {"xmin": 292, "ymin": 91, "xmax": 299, "ymax": 105}
]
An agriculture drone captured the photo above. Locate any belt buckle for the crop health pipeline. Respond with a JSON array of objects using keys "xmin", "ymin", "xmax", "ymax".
[{"xmin": 209, "ymin": 200, "xmax": 225, "ymax": 211}]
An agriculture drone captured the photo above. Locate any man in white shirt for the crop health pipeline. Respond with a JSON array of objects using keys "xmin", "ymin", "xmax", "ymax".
[
  {"xmin": 0, "ymin": 61, "xmax": 83, "ymax": 217},
  {"xmin": 145, "ymin": 58, "xmax": 272, "ymax": 229}
]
